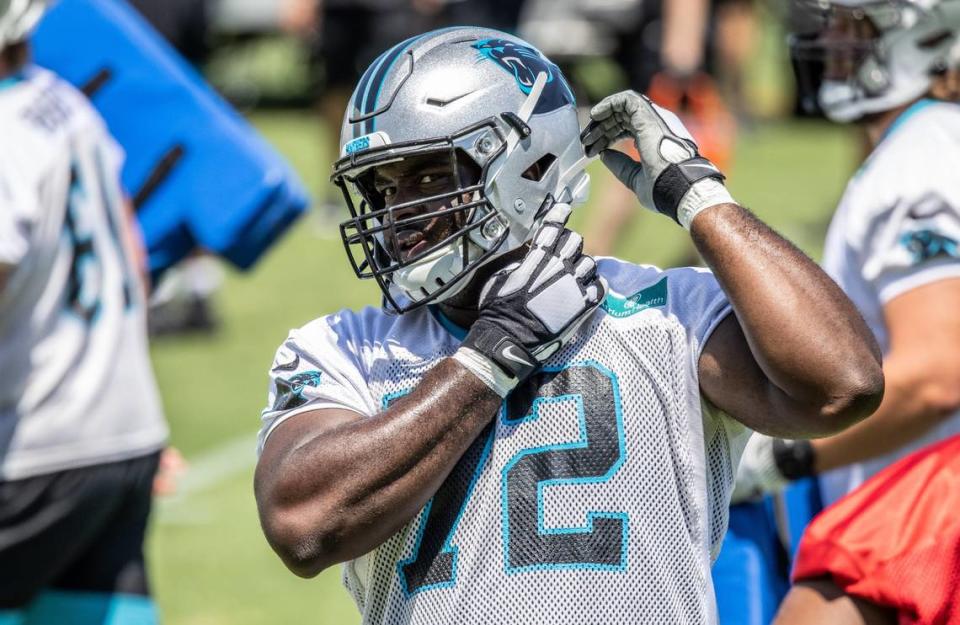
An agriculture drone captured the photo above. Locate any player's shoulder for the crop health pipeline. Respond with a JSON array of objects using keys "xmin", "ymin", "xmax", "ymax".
[
  {"xmin": 285, "ymin": 304, "xmax": 442, "ymax": 359},
  {"xmin": 0, "ymin": 66, "xmax": 94, "ymax": 129},
  {"xmin": 847, "ymin": 101, "xmax": 960, "ymax": 215},
  {"xmin": 598, "ymin": 256, "xmax": 721, "ymax": 294},
  {"xmin": 288, "ymin": 305, "xmax": 395, "ymax": 354},
  {"xmin": 0, "ymin": 66, "xmax": 107, "ymax": 171},
  {"xmin": 597, "ymin": 257, "xmax": 726, "ymax": 322}
]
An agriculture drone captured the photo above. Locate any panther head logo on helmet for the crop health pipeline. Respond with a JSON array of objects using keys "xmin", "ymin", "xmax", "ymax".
[{"xmin": 471, "ymin": 38, "xmax": 575, "ymax": 115}]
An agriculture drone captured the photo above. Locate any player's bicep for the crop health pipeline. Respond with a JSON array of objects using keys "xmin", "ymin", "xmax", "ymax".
[{"xmin": 699, "ymin": 315, "xmax": 812, "ymax": 437}]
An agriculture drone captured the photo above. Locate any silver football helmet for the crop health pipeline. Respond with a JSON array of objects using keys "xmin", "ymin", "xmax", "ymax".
[
  {"xmin": 791, "ymin": 0, "xmax": 960, "ymax": 122},
  {"xmin": 332, "ymin": 27, "xmax": 590, "ymax": 314},
  {"xmin": 0, "ymin": 0, "xmax": 47, "ymax": 49}
]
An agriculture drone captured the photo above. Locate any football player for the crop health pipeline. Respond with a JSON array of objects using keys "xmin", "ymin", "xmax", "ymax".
[
  {"xmin": 729, "ymin": 1, "xmax": 960, "ymax": 622},
  {"xmin": 0, "ymin": 1, "xmax": 168, "ymax": 623},
  {"xmin": 254, "ymin": 27, "xmax": 883, "ymax": 624}
]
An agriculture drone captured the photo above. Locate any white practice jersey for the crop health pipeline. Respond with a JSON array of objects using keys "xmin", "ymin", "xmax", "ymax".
[
  {"xmin": 0, "ymin": 67, "xmax": 167, "ymax": 480},
  {"xmin": 820, "ymin": 100, "xmax": 960, "ymax": 506},
  {"xmin": 259, "ymin": 259, "xmax": 751, "ymax": 625}
]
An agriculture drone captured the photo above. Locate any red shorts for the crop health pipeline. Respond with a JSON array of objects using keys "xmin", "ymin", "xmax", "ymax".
[{"xmin": 792, "ymin": 434, "xmax": 960, "ymax": 625}]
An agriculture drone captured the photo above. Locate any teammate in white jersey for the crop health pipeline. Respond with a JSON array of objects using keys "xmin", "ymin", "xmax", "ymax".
[
  {"xmin": 253, "ymin": 27, "xmax": 883, "ymax": 625},
  {"xmin": 729, "ymin": 1, "xmax": 960, "ymax": 622},
  {"xmin": 0, "ymin": 2, "xmax": 167, "ymax": 623}
]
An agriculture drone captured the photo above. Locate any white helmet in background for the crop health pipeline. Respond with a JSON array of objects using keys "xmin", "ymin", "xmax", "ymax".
[
  {"xmin": 791, "ymin": 0, "xmax": 960, "ymax": 122},
  {"xmin": 331, "ymin": 27, "xmax": 589, "ymax": 313},
  {"xmin": 0, "ymin": 0, "xmax": 47, "ymax": 49}
]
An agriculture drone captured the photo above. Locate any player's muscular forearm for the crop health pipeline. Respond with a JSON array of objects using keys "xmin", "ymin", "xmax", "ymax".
[
  {"xmin": 692, "ymin": 204, "xmax": 882, "ymax": 436},
  {"xmin": 256, "ymin": 359, "xmax": 501, "ymax": 578}
]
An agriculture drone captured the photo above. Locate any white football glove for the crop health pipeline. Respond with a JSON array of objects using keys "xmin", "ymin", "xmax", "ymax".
[
  {"xmin": 731, "ymin": 431, "xmax": 819, "ymax": 505},
  {"xmin": 731, "ymin": 434, "xmax": 790, "ymax": 504},
  {"xmin": 454, "ymin": 202, "xmax": 606, "ymax": 397},
  {"xmin": 581, "ymin": 90, "xmax": 735, "ymax": 229}
]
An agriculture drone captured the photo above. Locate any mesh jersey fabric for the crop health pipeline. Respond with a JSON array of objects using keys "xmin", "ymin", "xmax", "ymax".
[
  {"xmin": 819, "ymin": 100, "xmax": 960, "ymax": 506},
  {"xmin": 792, "ymin": 433, "xmax": 960, "ymax": 625},
  {"xmin": 259, "ymin": 258, "xmax": 749, "ymax": 624},
  {"xmin": 0, "ymin": 66, "xmax": 167, "ymax": 480}
]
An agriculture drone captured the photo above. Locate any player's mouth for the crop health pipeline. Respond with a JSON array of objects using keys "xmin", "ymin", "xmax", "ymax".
[
  {"xmin": 395, "ymin": 227, "xmax": 430, "ymax": 261},
  {"xmin": 391, "ymin": 193, "xmax": 476, "ymax": 262}
]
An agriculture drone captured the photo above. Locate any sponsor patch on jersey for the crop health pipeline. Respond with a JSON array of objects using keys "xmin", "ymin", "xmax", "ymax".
[
  {"xmin": 601, "ymin": 277, "xmax": 668, "ymax": 318},
  {"xmin": 272, "ymin": 371, "xmax": 323, "ymax": 411},
  {"xmin": 342, "ymin": 131, "xmax": 391, "ymax": 157}
]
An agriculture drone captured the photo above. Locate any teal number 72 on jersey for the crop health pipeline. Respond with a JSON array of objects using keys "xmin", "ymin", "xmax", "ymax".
[{"xmin": 385, "ymin": 361, "xmax": 628, "ymax": 596}]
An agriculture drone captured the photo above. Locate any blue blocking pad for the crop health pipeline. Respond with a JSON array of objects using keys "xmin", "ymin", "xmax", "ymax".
[
  {"xmin": 712, "ymin": 478, "xmax": 823, "ymax": 625},
  {"xmin": 32, "ymin": 0, "xmax": 309, "ymax": 279},
  {"xmin": 712, "ymin": 498, "xmax": 789, "ymax": 625},
  {"xmin": 0, "ymin": 611, "xmax": 25, "ymax": 625},
  {"xmin": 24, "ymin": 592, "xmax": 158, "ymax": 625}
]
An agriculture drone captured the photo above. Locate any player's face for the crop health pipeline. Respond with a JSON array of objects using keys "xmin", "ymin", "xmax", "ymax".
[
  {"xmin": 821, "ymin": 10, "xmax": 879, "ymax": 82},
  {"xmin": 371, "ymin": 153, "xmax": 480, "ymax": 263}
]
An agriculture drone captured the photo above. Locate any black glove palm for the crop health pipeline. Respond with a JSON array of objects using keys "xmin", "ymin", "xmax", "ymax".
[{"xmin": 462, "ymin": 202, "xmax": 605, "ymax": 383}]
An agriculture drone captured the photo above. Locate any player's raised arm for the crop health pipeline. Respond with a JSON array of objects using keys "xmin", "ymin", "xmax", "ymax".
[
  {"xmin": 255, "ymin": 204, "xmax": 604, "ymax": 578},
  {"xmin": 583, "ymin": 91, "xmax": 883, "ymax": 438}
]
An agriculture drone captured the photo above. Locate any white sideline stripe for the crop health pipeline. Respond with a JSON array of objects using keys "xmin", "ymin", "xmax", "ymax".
[{"xmin": 155, "ymin": 432, "xmax": 258, "ymax": 524}]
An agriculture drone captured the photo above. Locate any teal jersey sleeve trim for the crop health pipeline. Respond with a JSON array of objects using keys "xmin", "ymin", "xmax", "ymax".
[
  {"xmin": 0, "ymin": 72, "xmax": 25, "ymax": 92},
  {"xmin": 854, "ymin": 99, "xmax": 940, "ymax": 180},
  {"xmin": 24, "ymin": 591, "xmax": 158, "ymax": 625},
  {"xmin": 428, "ymin": 305, "xmax": 468, "ymax": 341},
  {"xmin": 879, "ymin": 98, "xmax": 938, "ymax": 144}
]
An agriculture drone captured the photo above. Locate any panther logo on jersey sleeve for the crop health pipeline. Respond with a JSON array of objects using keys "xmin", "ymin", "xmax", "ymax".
[{"xmin": 272, "ymin": 371, "xmax": 323, "ymax": 412}]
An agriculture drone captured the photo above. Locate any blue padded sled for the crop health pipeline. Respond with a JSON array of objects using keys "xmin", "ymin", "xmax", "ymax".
[
  {"xmin": 31, "ymin": 0, "xmax": 309, "ymax": 279},
  {"xmin": 712, "ymin": 478, "xmax": 823, "ymax": 625}
]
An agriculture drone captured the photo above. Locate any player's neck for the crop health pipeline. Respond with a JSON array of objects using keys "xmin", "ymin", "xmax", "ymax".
[
  {"xmin": 436, "ymin": 246, "xmax": 528, "ymax": 329},
  {"xmin": 861, "ymin": 102, "xmax": 915, "ymax": 148},
  {"xmin": 0, "ymin": 42, "xmax": 28, "ymax": 79}
]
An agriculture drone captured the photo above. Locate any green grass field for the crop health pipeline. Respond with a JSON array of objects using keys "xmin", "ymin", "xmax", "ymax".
[{"xmin": 146, "ymin": 110, "xmax": 860, "ymax": 625}]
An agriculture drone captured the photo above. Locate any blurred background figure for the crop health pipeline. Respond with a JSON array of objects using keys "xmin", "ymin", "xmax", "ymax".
[
  {"xmin": 127, "ymin": 0, "xmax": 212, "ymax": 66},
  {"xmin": 124, "ymin": 0, "xmax": 222, "ymax": 336},
  {"xmin": 523, "ymin": 0, "xmax": 753, "ymax": 259},
  {"xmin": 0, "ymin": 1, "xmax": 169, "ymax": 622},
  {"xmin": 734, "ymin": 1, "xmax": 960, "ymax": 624}
]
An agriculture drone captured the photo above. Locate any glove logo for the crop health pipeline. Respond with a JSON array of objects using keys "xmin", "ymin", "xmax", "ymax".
[
  {"xmin": 501, "ymin": 344, "xmax": 535, "ymax": 368},
  {"xmin": 472, "ymin": 38, "xmax": 574, "ymax": 114}
]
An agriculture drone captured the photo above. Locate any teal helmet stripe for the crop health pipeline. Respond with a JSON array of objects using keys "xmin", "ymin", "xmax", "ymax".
[
  {"xmin": 359, "ymin": 33, "xmax": 425, "ymax": 135},
  {"xmin": 352, "ymin": 48, "xmax": 388, "ymax": 117},
  {"xmin": 366, "ymin": 27, "xmax": 466, "ymax": 134},
  {"xmin": 354, "ymin": 27, "xmax": 466, "ymax": 137},
  {"xmin": 351, "ymin": 44, "xmax": 400, "ymax": 139}
]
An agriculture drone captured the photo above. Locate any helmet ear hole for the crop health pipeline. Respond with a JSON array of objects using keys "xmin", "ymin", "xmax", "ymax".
[{"xmin": 521, "ymin": 154, "xmax": 557, "ymax": 182}]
